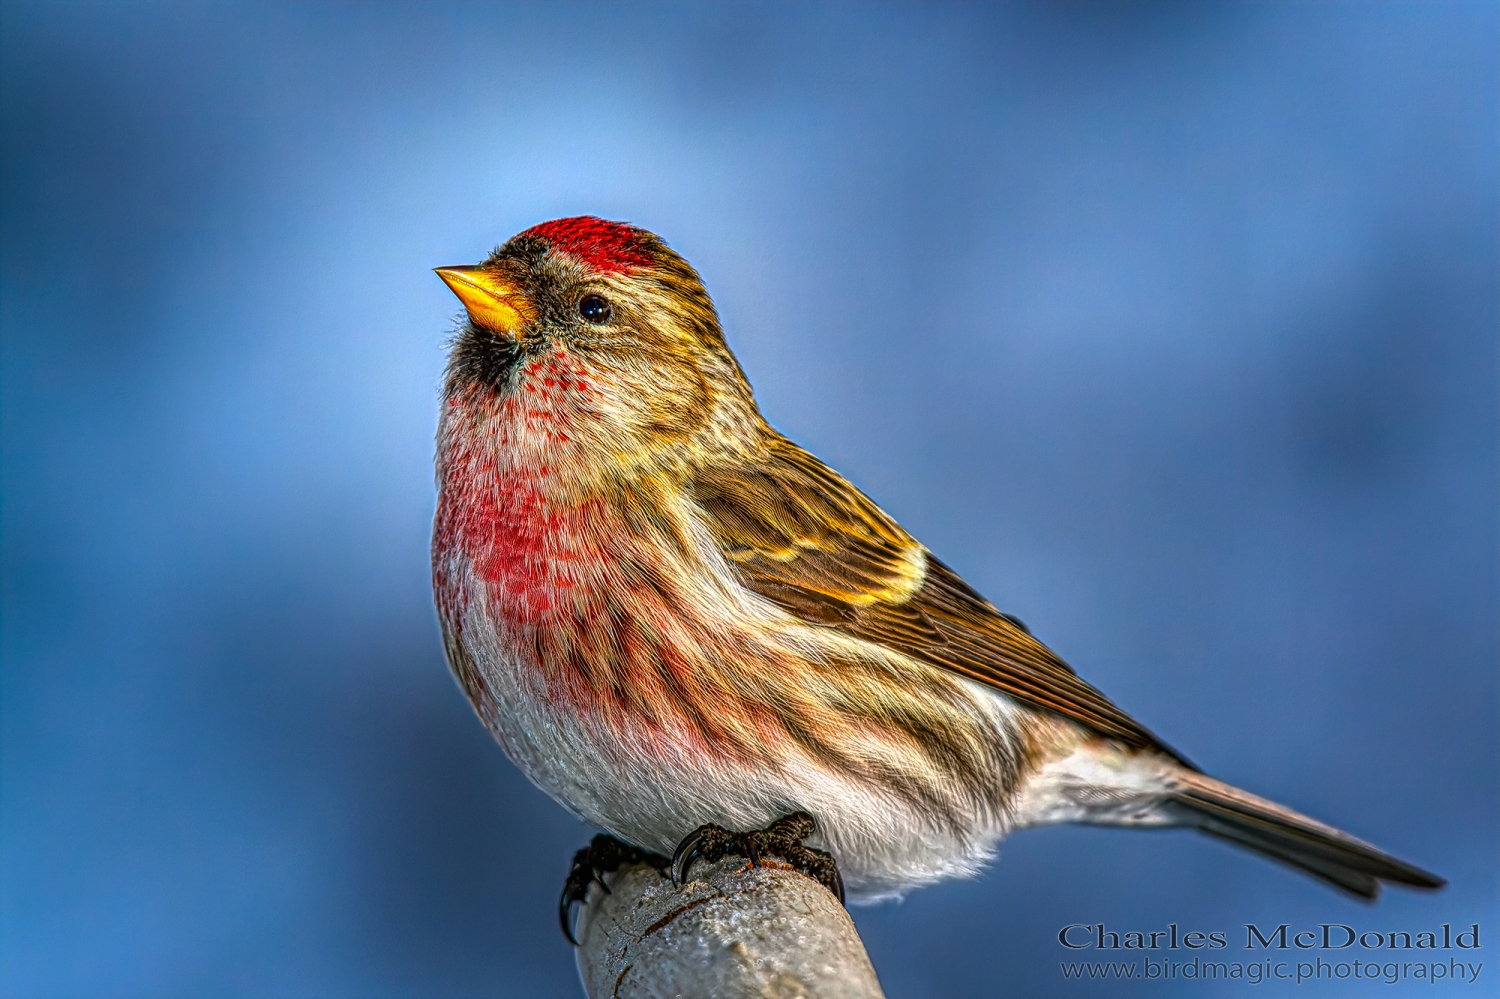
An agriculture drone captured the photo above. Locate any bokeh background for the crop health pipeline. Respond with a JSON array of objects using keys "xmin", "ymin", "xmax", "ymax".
[{"xmin": 2, "ymin": 2, "xmax": 1495, "ymax": 997}]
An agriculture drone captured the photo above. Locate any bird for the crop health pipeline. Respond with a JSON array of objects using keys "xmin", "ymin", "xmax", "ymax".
[{"xmin": 430, "ymin": 216, "xmax": 1442, "ymax": 937}]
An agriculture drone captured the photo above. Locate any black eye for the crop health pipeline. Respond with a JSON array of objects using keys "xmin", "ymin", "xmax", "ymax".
[{"xmin": 578, "ymin": 294, "xmax": 612, "ymax": 324}]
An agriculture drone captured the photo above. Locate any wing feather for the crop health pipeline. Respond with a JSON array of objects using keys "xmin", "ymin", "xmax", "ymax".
[{"xmin": 693, "ymin": 436, "xmax": 1193, "ymax": 767}]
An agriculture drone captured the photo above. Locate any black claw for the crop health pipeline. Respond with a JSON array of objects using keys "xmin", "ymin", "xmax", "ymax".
[
  {"xmin": 670, "ymin": 828, "xmax": 706, "ymax": 885},
  {"xmin": 667, "ymin": 810, "xmax": 846, "ymax": 905},
  {"xmin": 559, "ymin": 834, "xmax": 669, "ymax": 946},
  {"xmin": 560, "ymin": 844, "xmax": 593, "ymax": 945}
]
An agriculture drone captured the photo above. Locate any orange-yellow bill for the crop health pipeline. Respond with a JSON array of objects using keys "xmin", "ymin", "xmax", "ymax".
[{"xmin": 435, "ymin": 266, "xmax": 535, "ymax": 334}]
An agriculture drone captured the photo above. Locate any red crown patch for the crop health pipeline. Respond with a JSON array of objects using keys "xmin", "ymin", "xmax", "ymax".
[{"xmin": 518, "ymin": 216, "xmax": 654, "ymax": 274}]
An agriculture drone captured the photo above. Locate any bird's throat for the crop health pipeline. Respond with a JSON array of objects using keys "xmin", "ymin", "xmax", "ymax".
[{"xmin": 434, "ymin": 371, "xmax": 666, "ymax": 630}]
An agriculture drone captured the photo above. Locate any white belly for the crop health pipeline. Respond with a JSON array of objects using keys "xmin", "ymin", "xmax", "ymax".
[{"xmin": 456, "ymin": 584, "xmax": 1031, "ymax": 900}]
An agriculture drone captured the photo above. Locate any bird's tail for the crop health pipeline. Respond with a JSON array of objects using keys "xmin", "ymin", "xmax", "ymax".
[{"xmin": 1168, "ymin": 770, "xmax": 1444, "ymax": 899}]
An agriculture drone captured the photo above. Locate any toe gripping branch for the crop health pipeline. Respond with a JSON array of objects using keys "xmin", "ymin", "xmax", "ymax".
[
  {"xmin": 560, "ymin": 834, "xmax": 670, "ymax": 945},
  {"xmin": 670, "ymin": 810, "xmax": 845, "ymax": 905}
]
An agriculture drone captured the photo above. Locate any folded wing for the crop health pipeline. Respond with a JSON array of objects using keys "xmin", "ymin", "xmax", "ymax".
[{"xmin": 692, "ymin": 434, "xmax": 1193, "ymax": 767}]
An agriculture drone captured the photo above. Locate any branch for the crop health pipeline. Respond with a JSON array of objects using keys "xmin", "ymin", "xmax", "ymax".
[{"xmin": 574, "ymin": 855, "xmax": 887, "ymax": 999}]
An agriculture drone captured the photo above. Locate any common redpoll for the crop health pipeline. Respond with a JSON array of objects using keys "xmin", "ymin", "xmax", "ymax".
[{"xmin": 431, "ymin": 218, "xmax": 1442, "ymax": 938}]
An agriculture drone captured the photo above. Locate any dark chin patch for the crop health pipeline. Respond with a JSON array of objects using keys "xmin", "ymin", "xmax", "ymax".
[{"xmin": 447, "ymin": 321, "xmax": 525, "ymax": 393}]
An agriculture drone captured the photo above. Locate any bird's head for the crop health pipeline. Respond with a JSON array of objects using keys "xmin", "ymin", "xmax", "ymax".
[{"xmin": 437, "ymin": 217, "xmax": 761, "ymax": 475}]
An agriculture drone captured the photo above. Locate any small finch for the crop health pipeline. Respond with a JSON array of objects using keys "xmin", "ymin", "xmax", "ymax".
[{"xmin": 431, "ymin": 218, "xmax": 1441, "ymax": 930}]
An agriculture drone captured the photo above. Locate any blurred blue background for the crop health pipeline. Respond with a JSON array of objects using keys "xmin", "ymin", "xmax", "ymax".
[{"xmin": 2, "ymin": 2, "xmax": 1495, "ymax": 996}]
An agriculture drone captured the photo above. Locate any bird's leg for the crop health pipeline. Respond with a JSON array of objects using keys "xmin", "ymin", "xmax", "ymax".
[
  {"xmin": 559, "ymin": 833, "xmax": 669, "ymax": 945},
  {"xmin": 671, "ymin": 811, "xmax": 845, "ymax": 904}
]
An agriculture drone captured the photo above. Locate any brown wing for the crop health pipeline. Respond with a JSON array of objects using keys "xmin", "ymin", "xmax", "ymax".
[{"xmin": 693, "ymin": 435, "xmax": 1194, "ymax": 768}]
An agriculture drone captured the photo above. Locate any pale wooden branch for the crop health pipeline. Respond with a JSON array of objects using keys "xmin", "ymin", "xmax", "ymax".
[{"xmin": 574, "ymin": 855, "xmax": 887, "ymax": 999}]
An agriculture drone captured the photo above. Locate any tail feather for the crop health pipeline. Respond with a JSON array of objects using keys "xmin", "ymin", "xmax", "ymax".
[{"xmin": 1169, "ymin": 771, "xmax": 1444, "ymax": 900}]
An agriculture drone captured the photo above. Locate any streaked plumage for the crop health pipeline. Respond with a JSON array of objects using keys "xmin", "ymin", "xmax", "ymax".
[{"xmin": 432, "ymin": 217, "xmax": 1442, "ymax": 901}]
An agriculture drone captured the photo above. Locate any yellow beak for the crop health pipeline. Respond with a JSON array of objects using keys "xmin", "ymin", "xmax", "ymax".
[{"xmin": 434, "ymin": 266, "xmax": 535, "ymax": 334}]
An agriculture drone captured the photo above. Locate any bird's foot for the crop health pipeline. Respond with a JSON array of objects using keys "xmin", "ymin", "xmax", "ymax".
[
  {"xmin": 560, "ymin": 833, "xmax": 669, "ymax": 945},
  {"xmin": 670, "ymin": 810, "xmax": 845, "ymax": 904}
]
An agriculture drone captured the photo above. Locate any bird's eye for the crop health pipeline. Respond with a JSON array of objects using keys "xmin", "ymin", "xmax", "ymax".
[{"xmin": 578, "ymin": 294, "xmax": 612, "ymax": 324}]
